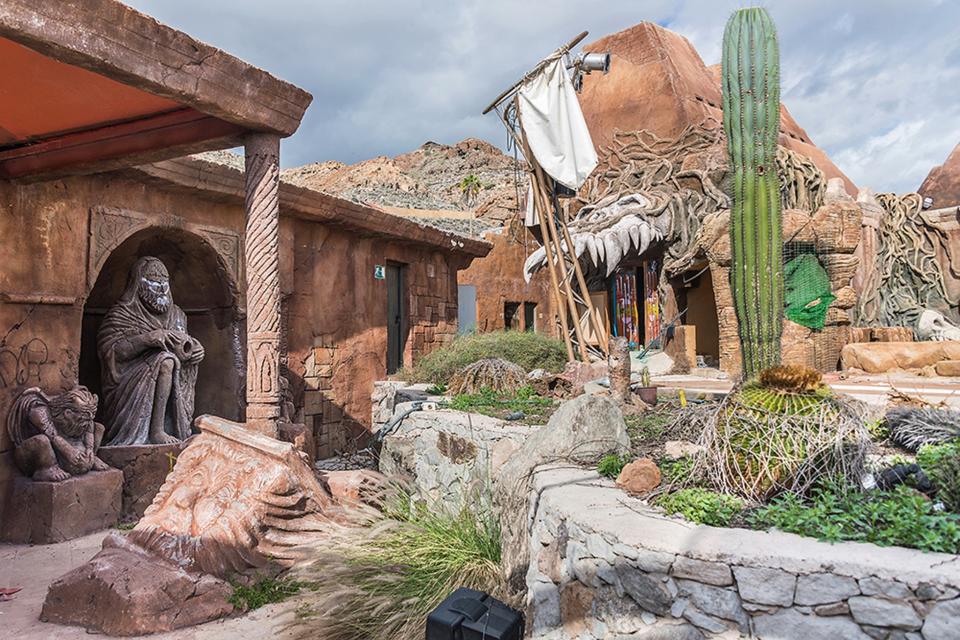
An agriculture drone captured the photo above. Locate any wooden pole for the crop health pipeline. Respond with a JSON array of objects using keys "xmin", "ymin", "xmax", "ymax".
[
  {"xmin": 529, "ymin": 160, "xmax": 590, "ymax": 361},
  {"xmin": 482, "ymin": 31, "xmax": 589, "ymax": 115},
  {"xmin": 558, "ymin": 200, "xmax": 609, "ymax": 355}
]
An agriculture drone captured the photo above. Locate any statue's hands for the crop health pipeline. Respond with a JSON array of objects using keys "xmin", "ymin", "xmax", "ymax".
[{"xmin": 187, "ymin": 342, "xmax": 205, "ymax": 364}]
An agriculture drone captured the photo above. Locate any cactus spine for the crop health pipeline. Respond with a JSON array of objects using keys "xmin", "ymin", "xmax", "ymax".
[{"xmin": 722, "ymin": 8, "xmax": 784, "ymax": 380}]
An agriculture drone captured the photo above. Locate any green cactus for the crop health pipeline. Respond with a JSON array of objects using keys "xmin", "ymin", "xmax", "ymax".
[{"xmin": 722, "ymin": 7, "xmax": 784, "ymax": 379}]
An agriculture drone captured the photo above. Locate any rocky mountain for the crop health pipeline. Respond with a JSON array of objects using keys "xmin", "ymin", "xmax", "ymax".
[{"xmin": 281, "ymin": 138, "xmax": 525, "ymax": 224}]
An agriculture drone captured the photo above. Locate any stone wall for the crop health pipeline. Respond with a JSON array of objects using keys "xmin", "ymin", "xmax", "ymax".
[{"xmin": 526, "ymin": 466, "xmax": 960, "ymax": 640}]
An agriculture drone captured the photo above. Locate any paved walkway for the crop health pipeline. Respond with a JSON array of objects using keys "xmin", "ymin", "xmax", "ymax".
[
  {"xmin": 0, "ymin": 530, "xmax": 301, "ymax": 639},
  {"xmin": 654, "ymin": 371, "xmax": 960, "ymax": 407}
]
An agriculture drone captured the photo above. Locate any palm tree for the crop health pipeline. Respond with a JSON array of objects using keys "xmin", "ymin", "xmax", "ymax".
[{"xmin": 459, "ymin": 174, "xmax": 482, "ymax": 207}]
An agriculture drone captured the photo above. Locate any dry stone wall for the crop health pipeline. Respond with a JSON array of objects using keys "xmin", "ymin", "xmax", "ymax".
[{"xmin": 526, "ymin": 466, "xmax": 960, "ymax": 640}]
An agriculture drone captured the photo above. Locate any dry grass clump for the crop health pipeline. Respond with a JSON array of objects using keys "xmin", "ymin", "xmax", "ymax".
[
  {"xmin": 886, "ymin": 407, "xmax": 960, "ymax": 451},
  {"xmin": 449, "ymin": 357, "xmax": 526, "ymax": 395},
  {"xmin": 291, "ymin": 489, "xmax": 503, "ymax": 640}
]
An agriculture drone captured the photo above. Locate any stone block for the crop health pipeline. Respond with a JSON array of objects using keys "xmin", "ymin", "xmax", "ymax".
[
  {"xmin": 676, "ymin": 579, "xmax": 748, "ymax": 628},
  {"xmin": 733, "ymin": 566, "xmax": 796, "ymax": 606},
  {"xmin": 98, "ymin": 441, "xmax": 189, "ymax": 522},
  {"xmin": 921, "ymin": 598, "xmax": 960, "ymax": 639},
  {"xmin": 841, "ymin": 341, "xmax": 960, "ymax": 373},
  {"xmin": 672, "ymin": 557, "xmax": 733, "ymax": 586},
  {"xmin": 848, "ymin": 596, "xmax": 922, "ymax": 630},
  {"xmin": 812, "ymin": 201, "xmax": 862, "ymax": 253},
  {"xmin": 1, "ymin": 469, "xmax": 122, "ymax": 543},
  {"xmin": 858, "ymin": 578, "xmax": 914, "ymax": 600},
  {"xmin": 935, "ymin": 360, "xmax": 960, "ymax": 377},
  {"xmin": 753, "ymin": 608, "xmax": 871, "ymax": 639},
  {"xmin": 618, "ymin": 565, "xmax": 674, "ymax": 616},
  {"xmin": 794, "ymin": 572, "xmax": 860, "ymax": 605}
]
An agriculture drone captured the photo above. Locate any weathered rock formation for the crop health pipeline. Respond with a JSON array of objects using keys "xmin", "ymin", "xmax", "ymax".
[{"xmin": 577, "ymin": 22, "xmax": 855, "ymax": 195}]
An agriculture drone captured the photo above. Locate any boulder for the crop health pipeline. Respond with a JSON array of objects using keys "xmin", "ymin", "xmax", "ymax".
[
  {"xmin": 841, "ymin": 341, "xmax": 960, "ymax": 373},
  {"xmin": 379, "ymin": 406, "xmax": 535, "ymax": 512},
  {"xmin": 41, "ymin": 534, "xmax": 233, "ymax": 636},
  {"xmin": 494, "ymin": 395, "xmax": 629, "ymax": 596},
  {"xmin": 617, "ymin": 458, "xmax": 662, "ymax": 494}
]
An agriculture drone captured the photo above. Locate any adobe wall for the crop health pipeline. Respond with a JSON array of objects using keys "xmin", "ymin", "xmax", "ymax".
[
  {"xmin": 0, "ymin": 169, "xmax": 471, "ymax": 516},
  {"xmin": 0, "ymin": 172, "xmax": 244, "ymax": 523},
  {"xmin": 288, "ymin": 220, "xmax": 467, "ymax": 457},
  {"xmin": 458, "ymin": 224, "xmax": 559, "ymax": 336}
]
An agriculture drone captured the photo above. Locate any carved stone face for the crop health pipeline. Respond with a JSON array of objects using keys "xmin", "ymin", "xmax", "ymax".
[
  {"xmin": 51, "ymin": 387, "xmax": 98, "ymax": 438},
  {"xmin": 138, "ymin": 260, "xmax": 172, "ymax": 315}
]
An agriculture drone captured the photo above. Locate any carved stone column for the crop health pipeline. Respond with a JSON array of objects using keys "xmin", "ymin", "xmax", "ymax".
[{"xmin": 244, "ymin": 133, "xmax": 282, "ymax": 435}]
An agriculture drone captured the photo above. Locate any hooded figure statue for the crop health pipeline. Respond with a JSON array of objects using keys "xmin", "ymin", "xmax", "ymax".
[{"xmin": 97, "ymin": 256, "xmax": 204, "ymax": 446}]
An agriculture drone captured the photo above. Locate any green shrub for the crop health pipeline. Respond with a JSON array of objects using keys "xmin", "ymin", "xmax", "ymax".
[
  {"xmin": 448, "ymin": 385, "xmax": 551, "ymax": 411},
  {"xmin": 750, "ymin": 482, "xmax": 960, "ymax": 553},
  {"xmin": 659, "ymin": 456, "xmax": 695, "ymax": 484},
  {"xmin": 229, "ymin": 576, "xmax": 302, "ymax": 611},
  {"xmin": 401, "ymin": 331, "xmax": 567, "ymax": 384},
  {"xmin": 425, "ymin": 382, "xmax": 448, "ymax": 395},
  {"xmin": 656, "ymin": 488, "xmax": 744, "ymax": 527},
  {"xmin": 293, "ymin": 494, "xmax": 503, "ymax": 640},
  {"xmin": 918, "ymin": 440, "xmax": 960, "ymax": 512},
  {"xmin": 597, "ymin": 454, "xmax": 631, "ymax": 479}
]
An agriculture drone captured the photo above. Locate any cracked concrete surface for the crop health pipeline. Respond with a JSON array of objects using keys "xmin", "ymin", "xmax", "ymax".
[{"xmin": 1, "ymin": 531, "xmax": 301, "ymax": 639}]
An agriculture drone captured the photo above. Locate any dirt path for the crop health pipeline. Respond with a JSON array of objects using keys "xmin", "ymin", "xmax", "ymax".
[{"xmin": 0, "ymin": 531, "xmax": 302, "ymax": 639}]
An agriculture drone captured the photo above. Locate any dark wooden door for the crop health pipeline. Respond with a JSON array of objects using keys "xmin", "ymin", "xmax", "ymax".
[{"xmin": 386, "ymin": 263, "xmax": 406, "ymax": 374}]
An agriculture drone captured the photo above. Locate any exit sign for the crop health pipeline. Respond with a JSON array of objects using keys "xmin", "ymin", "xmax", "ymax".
[{"xmin": 374, "ymin": 265, "xmax": 385, "ymax": 280}]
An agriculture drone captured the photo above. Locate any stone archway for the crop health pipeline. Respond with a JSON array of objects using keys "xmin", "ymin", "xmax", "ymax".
[{"xmin": 79, "ymin": 226, "xmax": 245, "ymax": 422}]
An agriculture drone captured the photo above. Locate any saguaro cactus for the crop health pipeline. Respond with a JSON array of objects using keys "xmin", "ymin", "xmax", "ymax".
[{"xmin": 722, "ymin": 7, "xmax": 784, "ymax": 379}]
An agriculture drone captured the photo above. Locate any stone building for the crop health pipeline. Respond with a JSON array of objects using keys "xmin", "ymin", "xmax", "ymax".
[{"xmin": 0, "ymin": 0, "xmax": 488, "ymax": 532}]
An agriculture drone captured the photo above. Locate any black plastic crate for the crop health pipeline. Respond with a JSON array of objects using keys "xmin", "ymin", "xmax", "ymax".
[{"xmin": 426, "ymin": 587, "xmax": 524, "ymax": 640}]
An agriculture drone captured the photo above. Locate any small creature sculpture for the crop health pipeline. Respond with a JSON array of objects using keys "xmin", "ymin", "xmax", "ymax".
[{"xmin": 7, "ymin": 385, "xmax": 111, "ymax": 482}]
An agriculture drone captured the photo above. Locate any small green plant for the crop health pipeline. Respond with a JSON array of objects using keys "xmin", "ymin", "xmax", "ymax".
[
  {"xmin": 229, "ymin": 576, "xmax": 303, "ymax": 611},
  {"xmin": 401, "ymin": 331, "xmax": 567, "ymax": 385},
  {"xmin": 659, "ymin": 456, "xmax": 695, "ymax": 484},
  {"xmin": 114, "ymin": 520, "xmax": 138, "ymax": 532},
  {"xmin": 750, "ymin": 481, "xmax": 960, "ymax": 553},
  {"xmin": 425, "ymin": 382, "xmax": 448, "ymax": 395},
  {"xmin": 867, "ymin": 417, "xmax": 890, "ymax": 442},
  {"xmin": 918, "ymin": 440, "xmax": 960, "ymax": 512},
  {"xmin": 597, "ymin": 453, "xmax": 631, "ymax": 479},
  {"xmin": 656, "ymin": 488, "xmax": 744, "ymax": 527},
  {"xmin": 446, "ymin": 385, "xmax": 553, "ymax": 423}
]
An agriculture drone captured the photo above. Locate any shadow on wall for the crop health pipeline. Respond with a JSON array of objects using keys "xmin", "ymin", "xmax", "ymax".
[{"xmin": 78, "ymin": 227, "xmax": 245, "ymax": 423}]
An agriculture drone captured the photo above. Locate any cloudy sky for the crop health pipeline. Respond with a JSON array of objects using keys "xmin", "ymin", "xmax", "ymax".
[{"xmin": 127, "ymin": 0, "xmax": 960, "ymax": 193}]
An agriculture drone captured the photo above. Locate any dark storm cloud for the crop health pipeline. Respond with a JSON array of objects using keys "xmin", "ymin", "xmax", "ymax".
[{"xmin": 126, "ymin": 0, "xmax": 960, "ymax": 193}]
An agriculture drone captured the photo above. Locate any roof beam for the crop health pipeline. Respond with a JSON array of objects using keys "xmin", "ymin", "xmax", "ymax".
[
  {"xmin": 0, "ymin": 109, "xmax": 245, "ymax": 180},
  {"xmin": 0, "ymin": 0, "xmax": 312, "ymax": 137}
]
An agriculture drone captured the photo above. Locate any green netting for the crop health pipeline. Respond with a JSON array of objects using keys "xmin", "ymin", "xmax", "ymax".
[{"xmin": 784, "ymin": 254, "xmax": 835, "ymax": 330}]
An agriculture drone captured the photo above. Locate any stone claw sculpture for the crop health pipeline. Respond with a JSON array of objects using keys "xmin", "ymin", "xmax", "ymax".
[{"xmin": 7, "ymin": 385, "xmax": 111, "ymax": 482}]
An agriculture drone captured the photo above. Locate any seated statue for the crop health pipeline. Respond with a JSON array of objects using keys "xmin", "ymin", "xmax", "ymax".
[
  {"xmin": 97, "ymin": 256, "xmax": 204, "ymax": 446},
  {"xmin": 7, "ymin": 386, "xmax": 111, "ymax": 482}
]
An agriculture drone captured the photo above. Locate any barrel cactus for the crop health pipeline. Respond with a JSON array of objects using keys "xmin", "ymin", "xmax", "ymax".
[{"xmin": 722, "ymin": 7, "xmax": 784, "ymax": 379}]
